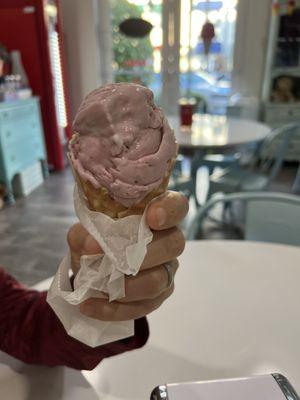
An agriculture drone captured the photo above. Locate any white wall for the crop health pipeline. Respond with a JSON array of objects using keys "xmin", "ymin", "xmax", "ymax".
[
  {"xmin": 94, "ymin": 0, "xmax": 113, "ymax": 86},
  {"xmin": 161, "ymin": 0, "xmax": 181, "ymax": 116},
  {"xmin": 232, "ymin": 0, "xmax": 272, "ymax": 99},
  {"xmin": 60, "ymin": 0, "xmax": 102, "ymax": 119}
]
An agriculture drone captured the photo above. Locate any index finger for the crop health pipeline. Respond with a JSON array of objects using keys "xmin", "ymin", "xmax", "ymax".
[
  {"xmin": 67, "ymin": 223, "xmax": 102, "ymax": 256},
  {"xmin": 146, "ymin": 191, "xmax": 189, "ymax": 230}
]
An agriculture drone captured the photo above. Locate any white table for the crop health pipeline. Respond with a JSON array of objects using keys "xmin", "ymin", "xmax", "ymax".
[
  {"xmin": 168, "ymin": 115, "xmax": 272, "ymax": 204},
  {"xmin": 169, "ymin": 114, "xmax": 271, "ymax": 151},
  {"xmin": 84, "ymin": 240, "xmax": 300, "ymax": 400},
  {"xmin": 0, "ymin": 352, "xmax": 99, "ymax": 400}
]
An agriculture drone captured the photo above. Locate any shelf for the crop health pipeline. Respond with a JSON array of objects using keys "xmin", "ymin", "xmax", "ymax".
[
  {"xmin": 272, "ymin": 67, "xmax": 300, "ymax": 76},
  {"xmin": 264, "ymin": 101, "xmax": 300, "ymax": 108},
  {"xmin": 277, "ymin": 38, "xmax": 300, "ymax": 43}
]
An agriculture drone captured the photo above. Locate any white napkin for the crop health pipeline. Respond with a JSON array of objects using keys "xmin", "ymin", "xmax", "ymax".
[{"xmin": 47, "ymin": 182, "xmax": 153, "ymax": 347}]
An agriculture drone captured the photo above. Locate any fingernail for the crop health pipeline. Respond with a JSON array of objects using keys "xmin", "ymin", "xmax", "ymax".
[
  {"xmin": 80, "ymin": 303, "xmax": 94, "ymax": 317},
  {"xmin": 156, "ymin": 207, "xmax": 167, "ymax": 227}
]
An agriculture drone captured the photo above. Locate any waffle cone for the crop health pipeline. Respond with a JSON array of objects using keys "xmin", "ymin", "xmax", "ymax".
[{"xmin": 73, "ymin": 158, "xmax": 176, "ymax": 219}]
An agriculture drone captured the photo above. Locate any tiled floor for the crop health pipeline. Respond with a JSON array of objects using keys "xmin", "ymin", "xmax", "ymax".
[
  {"xmin": 0, "ymin": 163, "xmax": 298, "ymax": 286},
  {"xmin": 0, "ymin": 169, "xmax": 76, "ymax": 286}
]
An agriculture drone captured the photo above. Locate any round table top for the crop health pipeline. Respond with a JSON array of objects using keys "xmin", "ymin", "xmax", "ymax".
[
  {"xmin": 84, "ymin": 240, "xmax": 300, "ymax": 400},
  {"xmin": 168, "ymin": 114, "xmax": 271, "ymax": 150}
]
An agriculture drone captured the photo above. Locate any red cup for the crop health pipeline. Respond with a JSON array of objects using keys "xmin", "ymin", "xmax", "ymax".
[{"xmin": 179, "ymin": 98, "xmax": 196, "ymax": 126}]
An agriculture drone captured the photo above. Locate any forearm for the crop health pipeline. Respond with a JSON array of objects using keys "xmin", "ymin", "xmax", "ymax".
[{"xmin": 0, "ymin": 269, "xmax": 149, "ymax": 370}]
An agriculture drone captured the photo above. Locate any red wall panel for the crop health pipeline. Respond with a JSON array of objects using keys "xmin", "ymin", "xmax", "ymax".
[{"xmin": 0, "ymin": 0, "xmax": 70, "ymax": 170}]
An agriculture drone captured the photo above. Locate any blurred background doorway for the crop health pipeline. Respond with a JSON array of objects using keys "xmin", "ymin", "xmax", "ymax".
[{"xmin": 110, "ymin": 0, "xmax": 238, "ymax": 115}]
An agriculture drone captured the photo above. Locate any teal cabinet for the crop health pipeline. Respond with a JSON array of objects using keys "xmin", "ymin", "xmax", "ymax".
[{"xmin": 0, "ymin": 98, "xmax": 48, "ymax": 203}]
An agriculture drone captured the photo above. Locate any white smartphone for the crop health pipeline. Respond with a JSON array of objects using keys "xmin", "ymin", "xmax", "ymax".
[{"xmin": 150, "ymin": 374, "xmax": 299, "ymax": 400}]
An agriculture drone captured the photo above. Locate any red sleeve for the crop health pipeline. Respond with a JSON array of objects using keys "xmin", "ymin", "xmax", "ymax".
[{"xmin": 0, "ymin": 268, "xmax": 149, "ymax": 370}]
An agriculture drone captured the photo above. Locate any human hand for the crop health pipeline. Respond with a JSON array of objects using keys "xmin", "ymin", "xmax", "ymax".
[{"xmin": 67, "ymin": 191, "xmax": 188, "ymax": 321}]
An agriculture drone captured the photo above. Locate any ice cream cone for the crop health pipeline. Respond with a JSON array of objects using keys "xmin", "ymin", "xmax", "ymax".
[
  {"xmin": 71, "ymin": 154, "xmax": 176, "ymax": 219},
  {"xmin": 68, "ymin": 83, "xmax": 178, "ymax": 218}
]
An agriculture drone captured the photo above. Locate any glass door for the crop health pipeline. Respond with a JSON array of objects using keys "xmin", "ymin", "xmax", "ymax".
[
  {"xmin": 180, "ymin": 0, "xmax": 238, "ymax": 114},
  {"xmin": 110, "ymin": 0, "xmax": 238, "ymax": 116},
  {"xmin": 110, "ymin": 0, "xmax": 163, "ymax": 104}
]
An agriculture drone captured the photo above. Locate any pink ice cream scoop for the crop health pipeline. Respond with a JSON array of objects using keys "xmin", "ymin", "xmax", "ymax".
[{"xmin": 69, "ymin": 83, "xmax": 177, "ymax": 207}]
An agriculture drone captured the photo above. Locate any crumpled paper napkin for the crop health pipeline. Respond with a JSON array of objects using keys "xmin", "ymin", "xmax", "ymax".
[{"xmin": 47, "ymin": 182, "xmax": 153, "ymax": 347}]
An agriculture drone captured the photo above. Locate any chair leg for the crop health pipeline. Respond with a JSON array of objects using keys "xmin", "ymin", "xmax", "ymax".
[
  {"xmin": 224, "ymin": 201, "xmax": 237, "ymax": 227},
  {"xmin": 6, "ymin": 181, "xmax": 15, "ymax": 205},
  {"xmin": 206, "ymin": 200, "xmax": 235, "ymax": 228},
  {"xmin": 191, "ymin": 157, "xmax": 200, "ymax": 208},
  {"xmin": 206, "ymin": 183, "xmax": 214, "ymax": 202},
  {"xmin": 293, "ymin": 166, "xmax": 300, "ymax": 194},
  {"xmin": 222, "ymin": 201, "xmax": 243, "ymax": 237},
  {"xmin": 187, "ymin": 209, "xmax": 207, "ymax": 240},
  {"xmin": 207, "ymin": 165, "xmax": 215, "ymax": 176},
  {"xmin": 41, "ymin": 159, "xmax": 49, "ymax": 179},
  {"xmin": 222, "ymin": 201, "xmax": 229, "ymax": 223}
]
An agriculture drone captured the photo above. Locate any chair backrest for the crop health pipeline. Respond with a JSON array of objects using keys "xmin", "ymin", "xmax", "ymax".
[
  {"xmin": 258, "ymin": 123, "xmax": 298, "ymax": 181},
  {"xmin": 188, "ymin": 192, "xmax": 300, "ymax": 246},
  {"xmin": 245, "ymin": 193, "xmax": 300, "ymax": 246}
]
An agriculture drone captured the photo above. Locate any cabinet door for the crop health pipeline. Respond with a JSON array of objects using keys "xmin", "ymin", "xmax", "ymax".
[
  {"xmin": 0, "ymin": 126, "xmax": 8, "ymax": 183},
  {"xmin": 0, "ymin": 102, "xmax": 46, "ymax": 176},
  {"xmin": 0, "ymin": 2, "xmax": 66, "ymax": 170},
  {"xmin": 0, "ymin": 103, "xmax": 38, "ymax": 145},
  {"xmin": 265, "ymin": 106, "xmax": 300, "ymax": 124},
  {"xmin": 30, "ymin": 101, "xmax": 47, "ymax": 158},
  {"xmin": 1, "ymin": 144, "xmax": 23, "ymax": 178}
]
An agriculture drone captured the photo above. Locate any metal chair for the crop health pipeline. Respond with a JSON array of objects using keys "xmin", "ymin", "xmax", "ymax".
[
  {"xmin": 190, "ymin": 151, "xmax": 241, "ymax": 207},
  {"xmin": 207, "ymin": 123, "xmax": 298, "ymax": 200},
  {"xmin": 191, "ymin": 151, "xmax": 241, "ymax": 187},
  {"xmin": 187, "ymin": 191, "xmax": 300, "ymax": 247}
]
